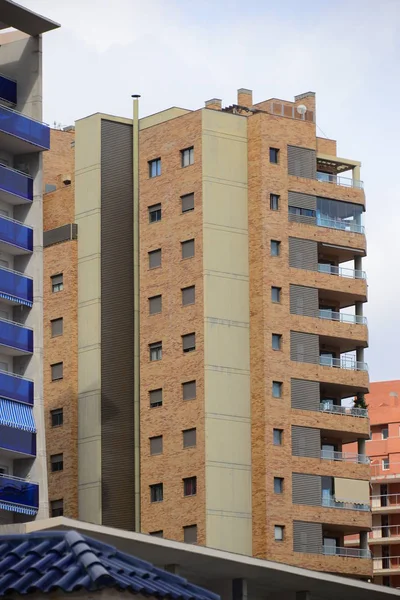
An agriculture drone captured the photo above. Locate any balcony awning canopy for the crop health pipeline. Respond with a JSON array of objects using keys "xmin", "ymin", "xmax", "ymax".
[
  {"xmin": 0, "ymin": 500, "xmax": 37, "ymax": 515},
  {"xmin": 0, "ymin": 292, "xmax": 32, "ymax": 307},
  {"xmin": 0, "ymin": 0, "xmax": 60, "ymax": 36},
  {"xmin": 0, "ymin": 398, "xmax": 35, "ymax": 432}
]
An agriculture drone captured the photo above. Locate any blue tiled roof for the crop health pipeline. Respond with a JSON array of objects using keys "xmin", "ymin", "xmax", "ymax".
[{"xmin": 0, "ymin": 530, "xmax": 221, "ymax": 598}]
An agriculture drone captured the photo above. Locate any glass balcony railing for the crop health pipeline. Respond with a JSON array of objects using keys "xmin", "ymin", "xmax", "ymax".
[
  {"xmin": 319, "ymin": 403, "xmax": 368, "ymax": 418},
  {"xmin": 0, "ymin": 73, "xmax": 17, "ymax": 105},
  {"xmin": 317, "ymin": 263, "xmax": 366, "ymax": 280},
  {"xmin": 0, "ymin": 369, "xmax": 33, "ymax": 405},
  {"xmin": 320, "ymin": 449, "xmax": 369, "ymax": 464},
  {"xmin": 0, "ymin": 163, "xmax": 33, "ymax": 203},
  {"xmin": 322, "ymin": 545, "xmax": 370, "ymax": 558},
  {"xmin": 316, "ymin": 171, "xmax": 363, "ymax": 189},
  {"xmin": 319, "ymin": 355, "xmax": 368, "ymax": 371},
  {"xmin": 322, "ymin": 494, "xmax": 370, "ymax": 512},
  {"xmin": 0, "ymin": 265, "xmax": 33, "ymax": 306},
  {"xmin": 0, "ymin": 424, "xmax": 35, "ymax": 456},
  {"xmin": 0, "ymin": 317, "xmax": 33, "ymax": 354},
  {"xmin": 0, "ymin": 473, "xmax": 38, "ymax": 513},
  {"xmin": 0, "ymin": 104, "xmax": 50, "ymax": 150},
  {"xmin": 318, "ymin": 309, "xmax": 367, "ymax": 325},
  {"xmin": 317, "ymin": 215, "xmax": 365, "ymax": 235},
  {"xmin": 0, "ymin": 214, "xmax": 33, "ymax": 252}
]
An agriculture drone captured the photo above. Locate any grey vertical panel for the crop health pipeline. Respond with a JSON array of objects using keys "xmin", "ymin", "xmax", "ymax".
[
  {"xmin": 290, "ymin": 331, "xmax": 319, "ymax": 364},
  {"xmin": 292, "ymin": 426, "xmax": 320, "ymax": 458},
  {"xmin": 287, "ymin": 146, "xmax": 316, "ymax": 179},
  {"xmin": 290, "ymin": 285, "xmax": 318, "ymax": 317},
  {"xmin": 292, "ymin": 473, "xmax": 321, "ymax": 506},
  {"xmin": 101, "ymin": 119, "xmax": 135, "ymax": 529},
  {"xmin": 293, "ymin": 521, "xmax": 323, "ymax": 554},
  {"xmin": 288, "ymin": 192, "xmax": 317, "ymax": 210},
  {"xmin": 43, "ymin": 223, "xmax": 78, "ymax": 247},
  {"xmin": 289, "ymin": 238, "xmax": 318, "ymax": 271},
  {"xmin": 291, "ymin": 378, "xmax": 320, "ymax": 411}
]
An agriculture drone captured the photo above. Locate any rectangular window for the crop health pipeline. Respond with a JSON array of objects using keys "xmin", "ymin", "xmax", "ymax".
[
  {"xmin": 272, "ymin": 381, "xmax": 282, "ymax": 398},
  {"xmin": 149, "ymin": 295, "xmax": 162, "ymax": 315},
  {"xmin": 150, "ymin": 483, "xmax": 163, "ymax": 503},
  {"xmin": 182, "ymin": 380, "xmax": 196, "ymax": 401},
  {"xmin": 182, "ymin": 333, "xmax": 196, "ymax": 353},
  {"xmin": 273, "ymin": 429, "xmax": 283, "ymax": 446},
  {"xmin": 274, "ymin": 525, "xmax": 284, "ymax": 541},
  {"xmin": 181, "ymin": 193, "xmax": 194, "ymax": 213},
  {"xmin": 271, "ymin": 240, "xmax": 281, "ymax": 257},
  {"xmin": 270, "ymin": 194, "xmax": 280, "ymax": 210},
  {"xmin": 50, "ymin": 453, "xmax": 63, "ymax": 472},
  {"xmin": 149, "ymin": 249, "xmax": 161, "ymax": 269},
  {"xmin": 271, "ymin": 286, "xmax": 281, "ymax": 303},
  {"xmin": 51, "ymin": 362, "xmax": 63, "ymax": 381},
  {"xmin": 149, "ymin": 158, "xmax": 161, "ymax": 178},
  {"xmin": 150, "ymin": 530, "xmax": 163, "ymax": 538},
  {"xmin": 288, "ymin": 206, "xmax": 316, "ymax": 218},
  {"xmin": 182, "ymin": 239, "xmax": 195, "ymax": 259},
  {"xmin": 51, "ymin": 274, "xmax": 63, "ymax": 293},
  {"xmin": 272, "ymin": 334, "xmax": 282, "ymax": 350},
  {"xmin": 270, "ymin": 148, "xmax": 279, "ymax": 164},
  {"xmin": 274, "ymin": 477, "xmax": 284, "ymax": 494},
  {"xmin": 382, "ymin": 427, "xmax": 389, "ymax": 440},
  {"xmin": 183, "ymin": 476, "xmax": 197, "ymax": 496},
  {"xmin": 148, "ymin": 203, "xmax": 162, "ymax": 223},
  {"xmin": 51, "ymin": 318, "xmax": 63, "ymax": 337},
  {"xmin": 383, "ymin": 458, "xmax": 390, "ymax": 470},
  {"xmin": 181, "ymin": 147, "xmax": 194, "ymax": 167},
  {"xmin": 149, "ymin": 388, "xmax": 163, "ymax": 408},
  {"xmin": 183, "ymin": 524, "xmax": 197, "ymax": 544},
  {"xmin": 183, "ymin": 428, "xmax": 196, "ymax": 448},
  {"xmin": 182, "ymin": 286, "xmax": 195, "ymax": 306},
  {"xmin": 150, "ymin": 435, "xmax": 163, "ymax": 455},
  {"xmin": 50, "ymin": 499, "xmax": 64, "ymax": 517},
  {"xmin": 51, "ymin": 408, "xmax": 63, "ymax": 427},
  {"xmin": 149, "ymin": 342, "xmax": 162, "ymax": 362}
]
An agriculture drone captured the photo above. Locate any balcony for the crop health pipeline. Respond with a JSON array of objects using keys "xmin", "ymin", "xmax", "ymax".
[
  {"xmin": 318, "ymin": 308, "xmax": 366, "ymax": 326},
  {"xmin": 322, "ymin": 495, "xmax": 370, "ymax": 512},
  {"xmin": 323, "ymin": 545, "xmax": 370, "ymax": 558},
  {"xmin": 0, "ymin": 104, "xmax": 50, "ymax": 153},
  {"xmin": 0, "ymin": 473, "xmax": 38, "ymax": 515},
  {"xmin": 317, "ymin": 263, "xmax": 366, "ymax": 280},
  {"xmin": 370, "ymin": 525, "xmax": 400, "ymax": 544},
  {"xmin": 0, "ymin": 73, "xmax": 17, "ymax": 106},
  {"xmin": 371, "ymin": 493, "xmax": 400, "ymax": 513},
  {"xmin": 0, "ymin": 317, "xmax": 33, "ymax": 355},
  {"xmin": 0, "ymin": 369, "xmax": 33, "ymax": 405},
  {"xmin": 0, "ymin": 163, "xmax": 33, "ymax": 205},
  {"xmin": 320, "ymin": 354, "xmax": 368, "ymax": 371},
  {"xmin": 373, "ymin": 556, "xmax": 400, "ymax": 575},
  {"xmin": 317, "ymin": 215, "xmax": 365, "ymax": 235},
  {"xmin": 0, "ymin": 423, "xmax": 36, "ymax": 457},
  {"xmin": 0, "ymin": 265, "xmax": 33, "ymax": 307},
  {"xmin": 316, "ymin": 171, "xmax": 363, "ymax": 189},
  {"xmin": 0, "ymin": 214, "xmax": 33, "ymax": 254},
  {"xmin": 320, "ymin": 449, "xmax": 369, "ymax": 464}
]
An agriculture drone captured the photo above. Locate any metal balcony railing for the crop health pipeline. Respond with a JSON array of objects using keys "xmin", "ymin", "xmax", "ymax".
[
  {"xmin": 322, "ymin": 495, "xmax": 370, "ymax": 511},
  {"xmin": 371, "ymin": 525, "xmax": 400, "ymax": 539},
  {"xmin": 319, "ymin": 403, "xmax": 368, "ymax": 418},
  {"xmin": 371, "ymin": 493, "xmax": 400, "ymax": 508},
  {"xmin": 373, "ymin": 556, "xmax": 400, "ymax": 571},
  {"xmin": 323, "ymin": 545, "xmax": 371, "ymax": 558},
  {"xmin": 317, "ymin": 215, "xmax": 365, "ymax": 235},
  {"xmin": 320, "ymin": 450, "xmax": 369, "ymax": 464},
  {"xmin": 318, "ymin": 308, "xmax": 367, "ymax": 325},
  {"xmin": 0, "ymin": 213, "xmax": 33, "ymax": 252},
  {"xmin": 0, "ymin": 104, "xmax": 50, "ymax": 150},
  {"xmin": 316, "ymin": 171, "xmax": 363, "ymax": 189},
  {"xmin": 319, "ymin": 355, "xmax": 368, "ymax": 371},
  {"xmin": 317, "ymin": 263, "xmax": 366, "ymax": 280},
  {"xmin": 0, "ymin": 472, "xmax": 38, "ymax": 513}
]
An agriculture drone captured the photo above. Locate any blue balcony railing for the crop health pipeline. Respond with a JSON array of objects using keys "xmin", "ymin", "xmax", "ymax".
[
  {"xmin": 0, "ymin": 104, "xmax": 50, "ymax": 150},
  {"xmin": 0, "ymin": 318, "xmax": 33, "ymax": 354},
  {"xmin": 0, "ymin": 473, "xmax": 38, "ymax": 513},
  {"xmin": 0, "ymin": 73, "xmax": 17, "ymax": 105},
  {"xmin": 0, "ymin": 266, "xmax": 33, "ymax": 306},
  {"xmin": 0, "ymin": 214, "xmax": 33, "ymax": 252},
  {"xmin": 0, "ymin": 424, "xmax": 36, "ymax": 456},
  {"xmin": 0, "ymin": 163, "xmax": 33, "ymax": 203},
  {"xmin": 0, "ymin": 370, "xmax": 33, "ymax": 405}
]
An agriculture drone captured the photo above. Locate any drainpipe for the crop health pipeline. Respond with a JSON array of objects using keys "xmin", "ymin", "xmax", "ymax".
[{"xmin": 132, "ymin": 94, "xmax": 140, "ymax": 532}]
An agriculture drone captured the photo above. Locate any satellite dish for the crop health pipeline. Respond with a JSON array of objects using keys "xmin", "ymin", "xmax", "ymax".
[{"xmin": 297, "ymin": 104, "xmax": 307, "ymax": 115}]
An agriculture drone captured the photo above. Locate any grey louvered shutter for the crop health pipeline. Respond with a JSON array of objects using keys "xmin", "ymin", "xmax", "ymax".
[
  {"xmin": 293, "ymin": 521, "xmax": 322, "ymax": 554},
  {"xmin": 290, "ymin": 331, "xmax": 319, "ymax": 364},
  {"xmin": 292, "ymin": 426, "xmax": 320, "ymax": 458},
  {"xmin": 292, "ymin": 473, "xmax": 321, "ymax": 506},
  {"xmin": 290, "ymin": 285, "xmax": 318, "ymax": 318},
  {"xmin": 289, "ymin": 238, "xmax": 318, "ymax": 271},
  {"xmin": 291, "ymin": 379, "xmax": 319, "ymax": 411},
  {"xmin": 287, "ymin": 146, "xmax": 316, "ymax": 179}
]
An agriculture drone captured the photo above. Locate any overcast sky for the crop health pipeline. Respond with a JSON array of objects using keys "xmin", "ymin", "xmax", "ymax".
[{"xmin": 24, "ymin": 0, "xmax": 400, "ymax": 382}]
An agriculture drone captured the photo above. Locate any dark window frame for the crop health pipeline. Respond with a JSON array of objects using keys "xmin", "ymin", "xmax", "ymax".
[
  {"xmin": 269, "ymin": 147, "xmax": 280, "ymax": 164},
  {"xmin": 148, "ymin": 203, "xmax": 162, "ymax": 223},
  {"xmin": 50, "ymin": 453, "xmax": 64, "ymax": 472},
  {"xmin": 270, "ymin": 194, "xmax": 280, "ymax": 210},
  {"xmin": 181, "ymin": 146, "xmax": 194, "ymax": 167},
  {"xmin": 183, "ymin": 476, "xmax": 197, "ymax": 497},
  {"xmin": 51, "ymin": 408, "xmax": 63, "ymax": 428},
  {"xmin": 149, "ymin": 158, "xmax": 161, "ymax": 178},
  {"xmin": 150, "ymin": 483, "xmax": 163, "ymax": 503}
]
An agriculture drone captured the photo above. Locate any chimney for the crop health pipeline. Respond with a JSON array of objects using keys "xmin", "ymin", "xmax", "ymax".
[
  {"xmin": 205, "ymin": 98, "xmax": 222, "ymax": 111},
  {"xmin": 237, "ymin": 88, "xmax": 253, "ymax": 108}
]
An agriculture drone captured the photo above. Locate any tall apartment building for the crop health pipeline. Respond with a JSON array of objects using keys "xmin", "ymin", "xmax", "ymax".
[
  {"xmin": 45, "ymin": 88, "xmax": 372, "ymax": 578},
  {"xmin": 0, "ymin": 1, "xmax": 59, "ymax": 524}
]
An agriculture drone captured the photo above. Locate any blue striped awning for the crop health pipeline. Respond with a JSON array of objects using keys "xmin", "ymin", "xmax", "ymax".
[
  {"xmin": 0, "ymin": 398, "xmax": 36, "ymax": 432},
  {"xmin": 0, "ymin": 501, "xmax": 37, "ymax": 515},
  {"xmin": 0, "ymin": 293, "xmax": 32, "ymax": 307}
]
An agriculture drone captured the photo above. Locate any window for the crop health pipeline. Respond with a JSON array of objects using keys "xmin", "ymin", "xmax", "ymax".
[
  {"xmin": 50, "ymin": 499, "xmax": 64, "ymax": 517},
  {"xmin": 274, "ymin": 525, "xmax": 284, "ymax": 541},
  {"xmin": 181, "ymin": 193, "xmax": 194, "ymax": 213},
  {"xmin": 149, "ymin": 295, "xmax": 162, "ymax": 315},
  {"xmin": 148, "ymin": 203, "xmax": 161, "ymax": 223},
  {"xmin": 271, "ymin": 286, "xmax": 281, "ymax": 303},
  {"xmin": 183, "ymin": 524, "xmax": 197, "ymax": 544},
  {"xmin": 382, "ymin": 427, "xmax": 389, "ymax": 440},
  {"xmin": 273, "ymin": 429, "xmax": 283, "ymax": 446},
  {"xmin": 182, "ymin": 239, "xmax": 195, "ymax": 259},
  {"xmin": 50, "ymin": 453, "xmax": 63, "ymax": 472},
  {"xmin": 182, "ymin": 333, "xmax": 196, "ymax": 353},
  {"xmin": 272, "ymin": 334, "xmax": 282, "ymax": 351},
  {"xmin": 274, "ymin": 477, "xmax": 284, "ymax": 494},
  {"xmin": 183, "ymin": 428, "xmax": 196, "ymax": 448},
  {"xmin": 272, "ymin": 381, "xmax": 282, "ymax": 398},
  {"xmin": 51, "ymin": 362, "xmax": 63, "ymax": 381},
  {"xmin": 382, "ymin": 458, "xmax": 390, "ymax": 470},
  {"xmin": 182, "ymin": 380, "xmax": 196, "ymax": 401},
  {"xmin": 289, "ymin": 206, "xmax": 316, "ymax": 218},
  {"xmin": 149, "ymin": 342, "xmax": 162, "ymax": 362},
  {"xmin": 149, "ymin": 531, "xmax": 163, "ymax": 538},
  {"xmin": 150, "ymin": 483, "xmax": 163, "ymax": 502},
  {"xmin": 149, "ymin": 158, "xmax": 161, "ymax": 178},
  {"xmin": 51, "ymin": 408, "xmax": 63, "ymax": 427},
  {"xmin": 182, "ymin": 286, "xmax": 195, "ymax": 306},
  {"xmin": 51, "ymin": 318, "xmax": 63, "ymax": 337},
  {"xmin": 181, "ymin": 147, "xmax": 194, "ymax": 167},
  {"xmin": 270, "ymin": 194, "xmax": 280, "ymax": 210},
  {"xmin": 51, "ymin": 274, "xmax": 63, "ymax": 293},
  {"xmin": 149, "ymin": 388, "xmax": 163, "ymax": 408},
  {"xmin": 150, "ymin": 435, "xmax": 163, "ymax": 455},
  {"xmin": 270, "ymin": 148, "xmax": 279, "ymax": 164},
  {"xmin": 149, "ymin": 249, "xmax": 161, "ymax": 269},
  {"xmin": 271, "ymin": 240, "xmax": 281, "ymax": 257},
  {"xmin": 183, "ymin": 476, "xmax": 197, "ymax": 496}
]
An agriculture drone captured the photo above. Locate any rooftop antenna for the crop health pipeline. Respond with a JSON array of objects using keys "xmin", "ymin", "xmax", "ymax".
[{"xmin": 296, "ymin": 104, "xmax": 307, "ymax": 117}]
